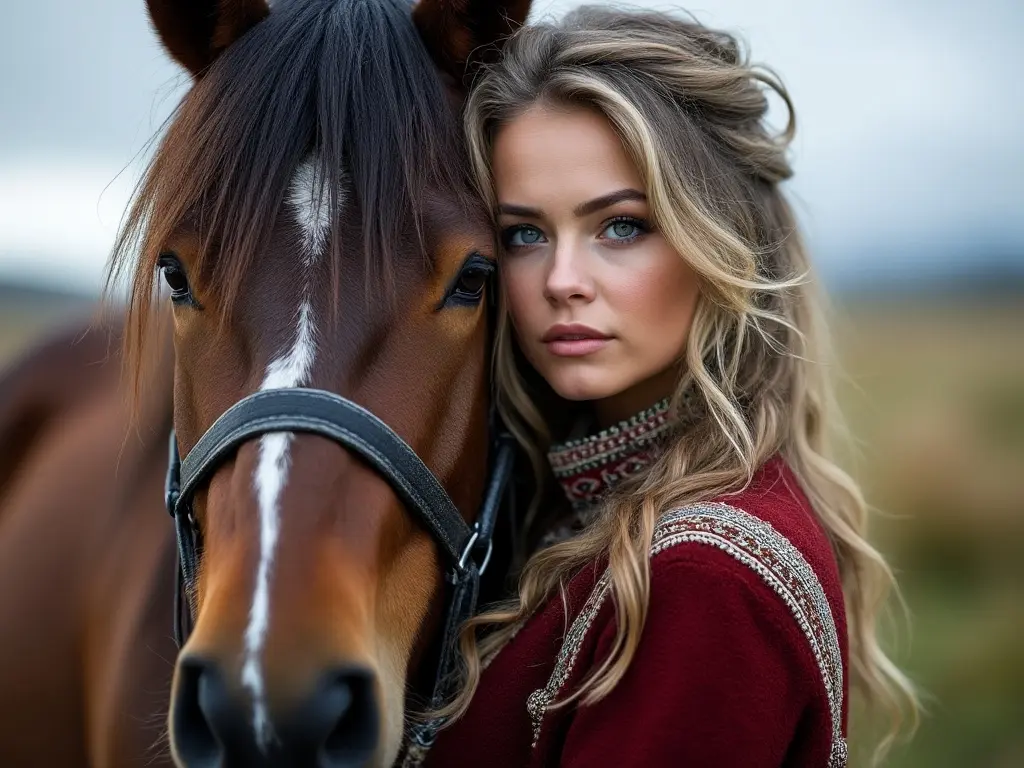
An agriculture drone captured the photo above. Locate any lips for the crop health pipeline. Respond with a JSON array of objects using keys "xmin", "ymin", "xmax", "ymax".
[{"xmin": 541, "ymin": 324, "xmax": 612, "ymax": 357}]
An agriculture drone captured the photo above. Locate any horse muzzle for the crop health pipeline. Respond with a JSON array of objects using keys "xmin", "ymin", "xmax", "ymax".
[{"xmin": 171, "ymin": 655, "xmax": 379, "ymax": 767}]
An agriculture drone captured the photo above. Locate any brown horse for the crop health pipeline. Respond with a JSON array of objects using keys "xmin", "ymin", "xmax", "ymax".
[{"xmin": 0, "ymin": 0, "xmax": 532, "ymax": 766}]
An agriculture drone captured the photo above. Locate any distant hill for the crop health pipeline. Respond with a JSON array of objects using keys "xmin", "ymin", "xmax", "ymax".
[
  {"xmin": 0, "ymin": 278, "xmax": 94, "ymax": 314},
  {"xmin": 830, "ymin": 262, "xmax": 1024, "ymax": 301},
  {"xmin": 0, "ymin": 278, "xmax": 98, "ymax": 362},
  {"xmin": 823, "ymin": 242, "xmax": 1024, "ymax": 299}
]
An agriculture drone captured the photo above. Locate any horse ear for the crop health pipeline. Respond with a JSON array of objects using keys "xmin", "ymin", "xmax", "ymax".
[
  {"xmin": 146, "ymin": 0, "xmax": 270, "ymax": 77},
  {"xmin": 413, "ymin": 0, "xmax": 532, "ymax": 85}
]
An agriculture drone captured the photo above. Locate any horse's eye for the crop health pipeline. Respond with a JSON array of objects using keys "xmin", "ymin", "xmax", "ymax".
[
  {"xmin": 162, "ymin": 266, "xmax": 189, "ymax": 295},
  {"xmin": 157, "ymin": 253, "xmax": 196, "ymax": 305},
  {"xmin": 455, "ymin": 267, "xmax": 488, "ymax": 298},
  {"xmin": 442, "ymin": 255, "xmax": 494, "ymax": 309}
]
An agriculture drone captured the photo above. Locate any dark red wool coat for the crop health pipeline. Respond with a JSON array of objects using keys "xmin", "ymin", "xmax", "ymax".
[{"xmin": 417, "ymin": 459, "xmax": 849, "ymax": 767}]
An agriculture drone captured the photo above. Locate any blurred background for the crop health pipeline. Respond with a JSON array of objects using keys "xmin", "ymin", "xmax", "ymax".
[{"xmin": 1, "ymin": 0, "xmax": 1021, "ymax": 764}]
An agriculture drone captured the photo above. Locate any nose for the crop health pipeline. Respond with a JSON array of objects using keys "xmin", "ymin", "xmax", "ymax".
[
  {"xmin": 172, "ymin": 657, "xmax": 379, "ymax": 767},
  {"xmin": 544, "ymin": 243, "xmax": 594, "ymax": 305}
]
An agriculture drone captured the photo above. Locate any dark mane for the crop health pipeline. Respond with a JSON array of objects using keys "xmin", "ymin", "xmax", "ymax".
[{"xmin": 109, "ymin": 0, "xmax": 475, "ymax": 376}]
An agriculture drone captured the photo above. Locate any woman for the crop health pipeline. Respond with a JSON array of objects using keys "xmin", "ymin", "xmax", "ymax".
[{"xmin": 414, "ymin": 6, "xmax": 917, "ymax": 766}]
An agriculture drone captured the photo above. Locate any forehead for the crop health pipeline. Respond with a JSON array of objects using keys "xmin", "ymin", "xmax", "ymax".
[
  {"xmin": 166, "ymin": 160, "xmax": 492, "ymax": 270},
  {"xmin": 285, "ymin": 158, "xmax": 335, "ymax": 263},
  {"xmin": 286, "ymin": 162, "xmax": 491, "ymax": 250},
  {"xmin": 491, "ymin": 104, "xmax": 643, "ymax": 207}
]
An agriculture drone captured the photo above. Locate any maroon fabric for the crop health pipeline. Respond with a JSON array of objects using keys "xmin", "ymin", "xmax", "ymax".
[{"xmin": 425, "ymin": 459, "xmax": 848, "ymax": 767}]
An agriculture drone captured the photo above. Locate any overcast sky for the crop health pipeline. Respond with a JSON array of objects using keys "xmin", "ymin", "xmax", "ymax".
[{"xmin": 1, "ymin": 0, "xmax": 1021, "ymax": 293}]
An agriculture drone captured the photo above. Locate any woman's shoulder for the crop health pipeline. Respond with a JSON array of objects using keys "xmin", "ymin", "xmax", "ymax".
[
  {"xmin": 558, "ymin": 456, "xmax": 847, "ymax": 626},
  {"xmin": 640, "ymin": 457, "xmax": 848, "ymax": 759},
  {"xmin": 653, "ymin": 457, "xmax": 843, "ymax": 596},
  {"xmin": 646, "ymin": 456, "xmax": 847, "ymax": 677}
]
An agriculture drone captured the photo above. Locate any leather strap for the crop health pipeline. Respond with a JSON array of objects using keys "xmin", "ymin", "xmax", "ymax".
[
  {"xmin": 403, "ymin": 433, "xmax": 515, "ymax": 751},
  {"xmin": 164, "ymin": 386, "xmax": 515, "ymax": 637},
  {"xmin": 173, "ymin": 388, "xmax": 473, "ymax": 568},
  {"xmin": 404, "ymin": 564, "xmax": 480, "ymax": 752}
]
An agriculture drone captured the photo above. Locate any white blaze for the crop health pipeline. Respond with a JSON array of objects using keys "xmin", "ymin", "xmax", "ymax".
[
  {"xmin": 287, "ymin": 159, "xmax": 332, "ymax": 264},
  {"xmin": 241, "ymin": 157, "xmax": 338, "ymax": 748}
]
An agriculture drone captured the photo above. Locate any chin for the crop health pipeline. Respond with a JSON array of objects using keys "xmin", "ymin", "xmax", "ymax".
[{"xmin": 544, "ymin": 366, "xmax": 622, "ymax": 403}]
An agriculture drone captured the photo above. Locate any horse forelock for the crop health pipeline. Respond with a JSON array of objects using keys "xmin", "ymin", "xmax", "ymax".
[{"xmin": 107, "ymin": 0, "xmax": 477, "ymax": 391}]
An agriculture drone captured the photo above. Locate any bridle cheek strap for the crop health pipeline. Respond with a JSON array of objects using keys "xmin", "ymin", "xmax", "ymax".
[{"xmin": 164, "ymin": 386, "xmax": 515, "ymax": 743}]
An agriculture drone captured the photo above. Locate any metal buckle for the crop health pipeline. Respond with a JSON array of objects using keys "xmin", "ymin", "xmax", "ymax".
[
  {"xmin": 476, "ymin": 534, "xmax": 495, "ymax": 576},
  {"xmin": 455, "ymin": 524, "xmax": 494, "ymax": 578},
  {"xmin": 456, "ymin": 529, "xmax": 479, "ymax": 573}
]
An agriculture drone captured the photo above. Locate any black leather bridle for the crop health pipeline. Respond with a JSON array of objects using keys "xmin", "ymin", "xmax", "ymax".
[{"xmin": 163, "ymin": 386, "xmax": 515, "ymax": 750}]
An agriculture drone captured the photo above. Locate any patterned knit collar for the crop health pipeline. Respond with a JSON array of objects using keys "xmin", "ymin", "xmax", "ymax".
[{"xmin": 547, "ymin": 396, "xmax": 676, "ymax": 514}]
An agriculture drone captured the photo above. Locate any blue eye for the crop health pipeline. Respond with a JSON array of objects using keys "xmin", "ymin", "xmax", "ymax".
[
  {"xmin": 601, "ymin": 218, "xmax": 646, "ymax": 242},
  {"xmin": 502, "ymin": 225, "xmax": 546, "ymax": 248}
]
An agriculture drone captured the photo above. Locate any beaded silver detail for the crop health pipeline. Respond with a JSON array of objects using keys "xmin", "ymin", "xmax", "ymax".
[
  {"xmin": 547, "ymin": 396, "xmax": 674, "ymax": 475},
  {"xmin": 397, "ymin": 739, "xmax": 430, "ymax": 768},
  {"xmin": 526, "ymin": 502, "xmax": 847, "ymax": 767},
  {"xmin": 525, "ymin": 569, "xmax": 612, "ymax": 744}
]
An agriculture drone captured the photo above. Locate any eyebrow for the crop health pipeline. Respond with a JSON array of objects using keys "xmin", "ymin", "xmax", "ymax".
[{"xmin": 497, "ymin": 188, "xmax": 647, "ymax": 220}]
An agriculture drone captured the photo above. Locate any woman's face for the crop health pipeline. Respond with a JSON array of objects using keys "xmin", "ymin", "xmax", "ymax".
[{"xmin": 492, "ymin": 103, "xmax": 700, "ymax": 425}]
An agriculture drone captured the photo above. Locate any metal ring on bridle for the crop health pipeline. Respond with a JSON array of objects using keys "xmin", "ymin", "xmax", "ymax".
[{"xmin": 457, "ymin": 526, "xmax": 495, "ymax": 576}]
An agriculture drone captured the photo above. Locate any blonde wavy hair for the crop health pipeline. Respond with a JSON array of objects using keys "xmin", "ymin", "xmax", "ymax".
[{"xmin": 442, "ymin": 5, "xmax": 918, "ymax": 761}]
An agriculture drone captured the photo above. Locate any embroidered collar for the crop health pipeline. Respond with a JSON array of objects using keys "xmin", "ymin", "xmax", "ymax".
[{"xmin": 547, "ymin": 396, "xmax": 676, "ymax": 514}]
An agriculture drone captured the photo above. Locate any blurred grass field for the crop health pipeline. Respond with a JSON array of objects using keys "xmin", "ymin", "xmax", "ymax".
[
  {"xmin": 835, "ymin": 298, "xmax": 1024, "ymax": 767},
  {"xmin": 1, "ymin": 291, "xmax": 1022, "ymax": 766}
]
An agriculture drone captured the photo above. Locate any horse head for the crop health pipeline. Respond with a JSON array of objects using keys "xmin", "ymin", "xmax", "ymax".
[{"xmin": 112, "ymin": 1, "xmax": 531, "ymax": 765}]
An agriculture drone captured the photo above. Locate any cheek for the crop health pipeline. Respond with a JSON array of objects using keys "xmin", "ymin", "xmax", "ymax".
[
  {"xmin": 613, "ymin": 249, "xmax": 700, "ymax": 344},
  {"xmin": 501, "ymin": 261, "xmax": 544, "ymax": 332}
]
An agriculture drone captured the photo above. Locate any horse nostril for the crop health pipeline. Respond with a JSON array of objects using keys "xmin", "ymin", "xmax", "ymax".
[
  {"xmin": 322, "ymin": 668, "xmax": 378, "ymax": 767},
  {"xmin": 289, "ymin": 666, "xmax": 378, "ymax": 768},
  {"xmin": 171, "ymin": 657, "xmax": 222, "ymax": 768},
  {"xmin": 173, "ymin": 656, "xmax": 262, "ymax": 768}
]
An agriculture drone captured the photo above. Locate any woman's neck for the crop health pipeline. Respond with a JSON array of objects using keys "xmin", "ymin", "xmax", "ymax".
[
  {"xmin": 592, "ymin": 363, "xmax": 681, "ymax": 428},
  {"xmin": 545, "ymin": 392, "xmax": 678, "ymax": 523}
]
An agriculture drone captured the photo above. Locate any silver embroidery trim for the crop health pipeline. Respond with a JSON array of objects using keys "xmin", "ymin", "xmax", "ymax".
[
  {"xmin": 525, "ymin": 570, "xmax": 613, "ymax": 744},
  {"xmin": 398, "ymin": 740, "xmax": 430, "ymax": 768},
  {"xmin": 526, "ymin": 501, "xmax": 847, "ymax": 767}
]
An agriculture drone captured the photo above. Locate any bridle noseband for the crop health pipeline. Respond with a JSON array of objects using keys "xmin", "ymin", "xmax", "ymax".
[{"xmin": 164, "ymin": 387, "xmax": 514, "ymax": 749}]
